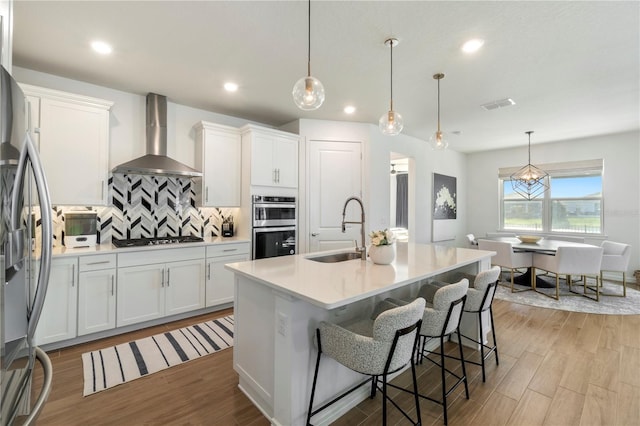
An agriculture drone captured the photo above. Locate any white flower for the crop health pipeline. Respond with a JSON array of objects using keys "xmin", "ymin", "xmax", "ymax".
[{"xmin": 369, "ymin": 229, "xmax": 396, "ymax": 246}]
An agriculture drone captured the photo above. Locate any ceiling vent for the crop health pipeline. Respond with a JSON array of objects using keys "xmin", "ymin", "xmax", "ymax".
[{"xmin": 481, "ymin": 98, "xmax": 516, "ymax": 111}]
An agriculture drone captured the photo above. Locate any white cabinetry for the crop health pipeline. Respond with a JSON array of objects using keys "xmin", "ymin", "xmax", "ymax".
[
  {"xmin": 206, "ymin": 242, "xmax": 250, "ymax": 307},
  {"xmin": 35, "ymin": 257, "xmax": 78, "ymax": 345},
  {"xmin": 117, "ymin": 247, "xmax": 205, "ymax": 327},
  {"xmin": 77, "ymin": 254, "xmax": 117, "ymax": 336},
  {"xmin": 242, "ymin": 125, "xmax": 298, "ymax": 188},
  {"xmin": 194, "ymin": 121, "xmax": 241, "ymax": 207},
  {"xmin": 20, "ymin": 84, "xmax": 113, "ymax": 206}
]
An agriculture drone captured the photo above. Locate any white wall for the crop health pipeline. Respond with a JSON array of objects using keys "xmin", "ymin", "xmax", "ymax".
[
  {"xmin": 295, "ymin": 119, "xmax": 468, "ymax": 250},
  {"xmin": 14, "ymin": 66, "xmax": 270, "ymax": 172},
  {"xmin": 466, "ymin": 130, "xmax": 640, "ymax": 274}
]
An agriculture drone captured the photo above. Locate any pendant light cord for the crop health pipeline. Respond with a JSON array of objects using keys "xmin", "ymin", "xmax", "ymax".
[
  {"xmin": 307, "ymin": 0, "xmax": 311, "ymax": 77},
  {"xmin": 527, "ymin": 131, "xmax": 533, "ymax": 164},
  {"xmin": 437, "ymin": 77, "xmax": 441, "ymax": 132},
  {"xmin": 390, "ymin": 39, "xmax": 394, "ymax": 111}
]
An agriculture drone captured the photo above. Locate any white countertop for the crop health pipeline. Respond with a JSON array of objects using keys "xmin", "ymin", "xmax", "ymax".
[
  {"xmin": 226, "ymin": 242, "xmax": 495, "ymax": 309},
  {"xmin": 51, "ymin": 236, "xmax": 250, "ymax": 258}
]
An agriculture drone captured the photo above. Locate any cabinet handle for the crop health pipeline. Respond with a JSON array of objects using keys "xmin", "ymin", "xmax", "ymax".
[
  {"xmin": 71, "ymin": 264, "xmax": 75, "ymax": 287},
  {"xmin": 205, "ymin": 186, "xmax": 209, "ymax": 203},
  {"xmin": 161, "ymin": 268, "xmax": 165, "ymax": 287},
  {"xmin": 222, "ymin": 248, "xmax": 237, "ymax": 252},
  {"xmin": 273, "ymin": 169, "xmax": 277, "ymax": 183},
  {"xmin": 86, "ymin": 260, "xmax": 110, "ymax": 266},
  {"xmin": 276, "ymin": 168, "xmax": 280, "ymax": 183},
  {"xmin": 111, "ymin": 275, "xmax": 114, "ymax": 296},
  {"xmin": 167, "ymin": 268, "xmax": 170, "ymax": 286},
  {"xmin": 207, "ymin": 263, "xmax": 211, "ymax": 280},
  {"xmin": 101, "ymin": 180, "xmax": 105, "ymax": 201}
]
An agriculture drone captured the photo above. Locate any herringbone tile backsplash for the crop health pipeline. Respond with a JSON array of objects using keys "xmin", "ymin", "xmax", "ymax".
[{"xmin": 49, "ymin": 174, "xmax": 237, "ymax": 246}]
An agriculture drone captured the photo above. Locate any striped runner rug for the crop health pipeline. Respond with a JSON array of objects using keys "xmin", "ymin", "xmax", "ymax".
[{"xmin": 81, "ymin": 315, "xmax": 234, "ymax": 396}]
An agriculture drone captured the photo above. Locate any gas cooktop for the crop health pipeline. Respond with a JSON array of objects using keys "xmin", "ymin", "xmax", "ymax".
[{"xmin": 112, "ymin": 235, "xmax": 204, "ymax": 248}]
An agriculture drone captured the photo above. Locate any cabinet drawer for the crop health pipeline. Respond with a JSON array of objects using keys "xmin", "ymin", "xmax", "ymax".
[
  {"xmin": 79, "ymin": 254, "xmax": 117, "ymax": 271},
  {"xmin": 207, "ymin": 243, "xmax": 250, "ymax": 258},
  {"xmin": 118, "ymin": 247, "xmax": 205, "ymax": 268}
]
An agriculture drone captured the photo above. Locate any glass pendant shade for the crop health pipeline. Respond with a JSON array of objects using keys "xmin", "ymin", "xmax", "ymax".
[
  {"xmin": 292, "ymin": 75, "xmax": 325, "ymax": 110},
  {"xmin": 510, "ymin": 131, "xmax": 549, "ymax": 200},
  {"xmin": 429, "ymin": 130, "xmax": 449, "ymax": 150},
  {"xmin": 379, "ymin": 109, "xmax": 404, "ymax": 136}
]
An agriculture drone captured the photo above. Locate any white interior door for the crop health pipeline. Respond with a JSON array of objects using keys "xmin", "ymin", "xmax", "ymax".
[{"xmin": 308, "ymin": 140, "xmax": 362, "ymax": 253}]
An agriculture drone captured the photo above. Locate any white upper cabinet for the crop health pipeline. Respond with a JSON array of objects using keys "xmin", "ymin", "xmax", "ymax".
[
  {"xmin": 194, "ymin": 121, "xmax": 241, "ymax": 207},
  {"xmin": 242, "ymin": 125, "xmax": 298, "ymax": 188},
  {"xmin": 20, "ymin": 84, "xmax": 113, "ymax": 206}
]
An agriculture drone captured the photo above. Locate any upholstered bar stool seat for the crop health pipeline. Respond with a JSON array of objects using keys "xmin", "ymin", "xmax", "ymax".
[{"xmin": 306, "ymin": 298, "xmax": 426, "ymax": 426}]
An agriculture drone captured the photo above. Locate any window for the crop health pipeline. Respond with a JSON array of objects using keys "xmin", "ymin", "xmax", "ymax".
[{"xmin": 499, "ymin": 160, "xmax": 603, "ymax": 235}]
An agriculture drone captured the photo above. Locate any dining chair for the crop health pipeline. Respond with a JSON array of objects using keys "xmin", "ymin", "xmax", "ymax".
[
  {"xmin": 478, "ymin": 239, "xmax": 532, "ymax": 292},
  {"xmin": 307, "ymin": 298, "xmax": 426, "ymax": 426},
  {"xmin": 532, "ymin": 246, "xmax": 604, "ymax": 301},
  {"xmin": 599, "ymin": 241, "xmax": 631, "ymax": 297}
]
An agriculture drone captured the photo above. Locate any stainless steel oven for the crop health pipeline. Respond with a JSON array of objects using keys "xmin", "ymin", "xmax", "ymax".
[{"xmin": 252, "ymin": 195, "xmax": 296, "ymax": 259}]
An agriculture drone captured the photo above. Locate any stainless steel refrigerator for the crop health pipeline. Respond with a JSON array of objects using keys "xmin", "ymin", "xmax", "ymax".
[{"xmin": 0, "ymin": 65, "xmax": 53, "ymax": 425}]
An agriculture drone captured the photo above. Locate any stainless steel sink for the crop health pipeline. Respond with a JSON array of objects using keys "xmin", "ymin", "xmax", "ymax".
[{"xmin": 307, "ymin": 252, "xmax": 363, "ymax": 263}]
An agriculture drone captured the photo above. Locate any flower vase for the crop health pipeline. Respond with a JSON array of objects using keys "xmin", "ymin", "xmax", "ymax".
[{"xmin": 369, "ymin": 243, "xmax": 396, "ymax": 265}]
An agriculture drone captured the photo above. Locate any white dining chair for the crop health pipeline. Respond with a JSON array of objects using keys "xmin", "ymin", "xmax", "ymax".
[
  {"xmin": 478, "ymin": 239, "xmax": 532, "ymax": 292},
  {"xmin": 532, "ymin": 246, "xmax": 604, "ymax": 301},
  {"xmin": 600, "ymin": 241, "xmax": 631, "ymax": 297}
]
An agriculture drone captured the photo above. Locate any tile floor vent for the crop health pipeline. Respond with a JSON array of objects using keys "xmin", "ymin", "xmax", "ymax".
[{"xmin": 481, "ymin": 98, "xmax": 516, "ymax": 111}]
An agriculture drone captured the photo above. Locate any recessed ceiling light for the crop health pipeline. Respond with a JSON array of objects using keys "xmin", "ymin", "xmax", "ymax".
[
  {"xmin": 224, "ymin": 82, "xmax": 238, "ymax": 92},
  {"xmin": 344, "ymin": 105, "xmax": 356, "ymax": 114},
  {"xmin": 462, "ymin": 39, "xmax": 484, "ymax": 53},
  {"xmin": 91, "ymin": 40, "xmax": 112, "ymax": 55}
]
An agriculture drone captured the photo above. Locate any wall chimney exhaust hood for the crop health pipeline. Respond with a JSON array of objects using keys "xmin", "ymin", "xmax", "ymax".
[{"xmin": 112, "ymin": 93, "xmax": 202, "ymax": 178}]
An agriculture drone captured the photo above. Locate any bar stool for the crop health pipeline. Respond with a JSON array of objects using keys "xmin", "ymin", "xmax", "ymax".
[
  {"xmin": 306, "ymin": 297, "xmax": 425, "ymax": 426},
  {"xmin": 414, "ymin": 278, "xmax": 469, "ymax": 426},
  {"xmin": 458, "ymin": 266, "xmax": 501, "ymax": 382}
]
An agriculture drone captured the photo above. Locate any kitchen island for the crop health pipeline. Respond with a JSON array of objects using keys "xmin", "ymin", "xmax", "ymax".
[{"xmin": 225, "ymin": 243, "xmax": 495, "ymax": 426}]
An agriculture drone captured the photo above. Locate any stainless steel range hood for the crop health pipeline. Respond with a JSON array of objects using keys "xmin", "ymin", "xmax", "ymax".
[{"xmin": 112, "ymin": 93, "xmax": 202, "ymax": 178}]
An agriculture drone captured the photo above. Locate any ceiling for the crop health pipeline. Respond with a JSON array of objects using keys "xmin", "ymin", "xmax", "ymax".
[{"xmin": 12, "ymin": 1, "xmax": 640, "ymax": 153}]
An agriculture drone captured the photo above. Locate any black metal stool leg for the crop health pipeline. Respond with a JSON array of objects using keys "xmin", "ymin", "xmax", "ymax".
[
  {"xmin": 440, "ymin": 335, "xmax": 448, "ymax": 426},
  {"xmin": 306, "ymin": 329, "xmax": 322, "ymax": 426},
  {"xmin": 457, "ymin": 326, "xmax": 469, "ymax": 399},
  {"xmin": 490, "ymin": 306, "xmax": 499, "ymax": 366},
  {"xmin": 478, "ymin": 310, "xmax": 486, "ymax": 382}
]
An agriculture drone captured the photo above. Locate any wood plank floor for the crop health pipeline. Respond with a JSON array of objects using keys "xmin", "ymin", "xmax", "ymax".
[{"xmin": 26, "ymin": 300, "xmax": 640, "ymax": 425}]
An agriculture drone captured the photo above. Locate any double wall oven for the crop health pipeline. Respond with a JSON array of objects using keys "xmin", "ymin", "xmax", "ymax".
[{"xmin": 252, "ymin": 195, "xmax": 296, "ymax": 259}]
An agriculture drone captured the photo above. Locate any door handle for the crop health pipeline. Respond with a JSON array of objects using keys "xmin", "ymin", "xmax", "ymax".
[
  {"xmin": 311, "ymin": 233, "xmax": 319, "ymax": 237},
  {"xmin": 205, "ymin": 186, "xmax": 209, "ymax": 203}
]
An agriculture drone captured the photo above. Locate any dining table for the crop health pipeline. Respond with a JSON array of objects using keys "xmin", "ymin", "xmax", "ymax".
[{"xmin": 479, "ymin": 236, "xmax": 600, "ymax": 287}]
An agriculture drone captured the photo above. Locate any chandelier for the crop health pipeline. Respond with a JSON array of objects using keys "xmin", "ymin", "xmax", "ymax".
[{"xmin": 510, "ymin": 131, "xmax": 549, "ymax": 199}]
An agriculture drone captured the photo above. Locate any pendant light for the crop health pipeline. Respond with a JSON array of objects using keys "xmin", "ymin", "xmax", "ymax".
[
  {"xmin": 510, "ymin": 131, "xmax": 549, "ymax": 200},
  {"xmin": 292, "ymin": 0, "xmax": 325, "ymax": 110},
  {"xmin": 429, "ymin": 73, "xmax": 448, "ymax": 150},
  {"xmin": 379, "ymin": 38, "xmax": 403, "ymax": 136}
]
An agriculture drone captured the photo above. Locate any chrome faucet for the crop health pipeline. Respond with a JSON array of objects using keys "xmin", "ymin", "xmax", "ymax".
[{"xmin": 341, "ymin": 196, "xmax": 366, "ymax": 260}]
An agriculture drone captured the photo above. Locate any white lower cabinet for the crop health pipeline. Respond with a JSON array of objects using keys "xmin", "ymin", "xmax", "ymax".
[
  {"xmin": 35, "ymin": 257, "xmax": 78, "ymax": 345},
  {"xmin": 77, "ymin": 254, "xmax": 117, "ymax": 336},
  {"xmin": 117, "ymin": 247, "xmax": 205, "ymax": 327},
  {"xmin": 206, "ymin": 243, "xmax": 250, "ymax": 307}
]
